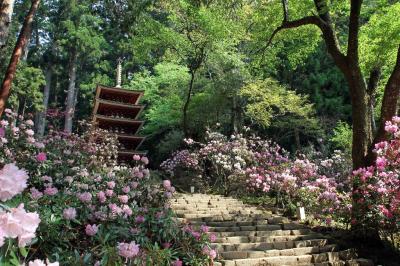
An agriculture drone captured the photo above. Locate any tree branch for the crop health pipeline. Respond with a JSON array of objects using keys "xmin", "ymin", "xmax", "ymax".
[
  {"xmin": 347, "ymin": 0, "xmax": 362, "ymax": 63},
  {"xmin": 262, "ymin": 15, "xmax": 321, "ymax": 53},
  {"xmin": 260, "ymin": 0, "xmax": 347, "ymax": 70},
  {"xmin": 281, "ymin": 0, "xmax": 289, "ymax": 22}
]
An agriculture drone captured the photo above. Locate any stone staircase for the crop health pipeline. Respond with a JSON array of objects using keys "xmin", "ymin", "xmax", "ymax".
[{"xmin": 170, "ymin": 193, "xmax": 374, "ymax": 266}]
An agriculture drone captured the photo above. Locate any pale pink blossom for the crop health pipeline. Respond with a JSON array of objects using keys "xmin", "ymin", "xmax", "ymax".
[
  {"xmin": 117, "ymin": 241, "xmax": 140, "ymax": 258},
  {"xmin": 141, "ymin": 156, "xmax": 149, "ymax": 165},
  {"xmin": 78, "ymin": 192, "xmax": 92, "ymax": 202},
  {"xmin": 105, "ymin": 189, "xmax": 114, "ymax": 197},
  {"xmin": 63, "ymin": 208, "xmax": 77, "ymax": 220},
  {"xmin": 85, "ymin": 224, "xmax": 98, "ymax": 236},
  {"xmin": 25, "ymin": 129, "xmax": 35, "ymax": 136},
  {"xmin": 163, "ymin": 180, "xmax": 171, "ymax": 190},
  {"xmin": 133, "ymin": 155, "xmax": 141, "ymax": 161},
  {"xmin": 97, "ymin": 191, "xmax": 106, "ymax": 203},
  {"xmin": 44, "ymin": 186, "xmax": 58, "ymax": 196},
  {"xmin": 0, "ymin": 163, "xmax": 29, "ymax": 202},
  {"xmin": 107, "ymin": 181, "xmax": 115, "ymax": 189},
  {"xmin": 30, "ymin": 187, "xmax": 43, "ymax": 200},
  {"xmin": 118, "ymin": 195, "xmax": 129, "ymax": 204},
  {"xmin": 0, "ymin": 204, "xmax": 40, "ymax": 247}
]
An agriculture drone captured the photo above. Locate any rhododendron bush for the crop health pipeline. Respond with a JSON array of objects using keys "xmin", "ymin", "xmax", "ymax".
[
  {"xmin": 162, "ymin": 130, "xmax": 353, "ymax": 225},
  {"xmin": 0, "ymin": 110, "xmax": 215, "ymax": 265},
  {"xmin": 351, "ymin": 117, "xmax": 400, "ymax": 243}
]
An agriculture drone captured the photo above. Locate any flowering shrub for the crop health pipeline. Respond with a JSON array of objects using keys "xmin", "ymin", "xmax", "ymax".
[
  {"xmin": 162, "ymin": 131, "xmax": 289, "ymax": 195},
  {"xmin": 0, "ymin": 109, "xmax": 214, "ymax": 265},
  {"xmin": 163, "ymin": 129, "xmax": 353, "ymax": 226},
  {"xmin": 351, "ymin": 117, "xmax": 400, "ymax": 240}
]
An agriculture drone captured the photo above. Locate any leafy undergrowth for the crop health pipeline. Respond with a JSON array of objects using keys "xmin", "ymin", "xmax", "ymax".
[{"xmin": 0, "ymin": 110, "xmax": 216, "ymax": 265}]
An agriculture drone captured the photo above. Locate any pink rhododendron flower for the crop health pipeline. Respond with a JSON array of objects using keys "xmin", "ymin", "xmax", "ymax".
[
  {"xmin": 122, "ymin": 186, "xmax": 130, "ymax": 193},
  {"xmin": 105, "ymin": 189, "xmax": 114, "ymax": 197},
  {"xmin": 133, "ymin": 154, "xmax": 141, "ymax": 161},
  {"xmin": 44, "ymin": 186, "xmax": 58, "ymax": 196},
  {"xmin": 0, "ymin": 204, "xmax": 40, "ymax": 247},
  {"xmin": 122, "ymin": 205, "xmax": 133, "ymax": 216},
  {"xmin": 200, "ymin": 224, "xmax": 209, "ymax": 233},
  {"xmin": 97, "ymin": 191, "xmax": 106, "ymax": 203},
  {"xmin": 163, "ymin": 180, "xmax": 171, "ymax": 190},
  {"xmin": 135, "ymin": 215, "xmax": 145, "ymax": 223},
  {"xmin": 118, "ymin": 195, "xmax": 129, "ymax": 204},
  {"xmin": 117, "ymin": 241, "xmax": 140, "ymax": 258},
  {"xmin": 0, "ymin": 163, "xmax": 29, "ymax": 202},
  {"xmin": 30, "ymin": 187, "xmax": 43, "ymax": 200},
  {"xmin": 172, "ymin": 259, "xmax": 183, "ymax": 266},
  {"xmin": 78, "ymin": 192, "xmax": 92, "ymax": 202},
  {"xmin": 25, "ymin": 129, "xmax": 34, "ymax": 136},
  {"xmin": 107, "ymin": 181, "xmax": 115, "ymax": 189},
  {"xmin": 36, "ymin": 152, "xmax": 47, "ymax": 162},
  {"xmin": 141, "ymin": 156, "xmax": 149, "ymax": 164},
  {"xmin": 131, "ymin": 181, "xmax": 138, "ymax": 189},
  {"xmin": 85, "ymin": 224, "xmax": 98, "ymax": 236},
  {"xmin": 209, "ymin": 233, "xmax": 217, "ymax": 242},
  {"xmin": 63, "ymin": 208, "xmax": 77, "ymax": 220}
]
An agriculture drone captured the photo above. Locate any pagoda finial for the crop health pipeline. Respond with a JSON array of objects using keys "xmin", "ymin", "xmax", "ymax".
[{"xmin": 116, "ymin": 58, "xmax": 122, "ymax": 88}]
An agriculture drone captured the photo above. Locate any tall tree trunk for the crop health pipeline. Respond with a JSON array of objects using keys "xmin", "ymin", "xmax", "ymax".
[
  {"xmin": 0, "ymin": 0, "xmax": 15, "ymax": 48},
  {"xmin": 0, "ymin": 0, "xmax": 40, "ymax": 117},
  {"xmin": 36, "ymin": 67, "xmax": 52, "ymax": 136},
  {"xmin": 183, "ymin": 70, "xmax": 195, "ymax": 137},
  {"xmin": 344, "ymin": 69, "xmax": 372, "ymax": 169},
  {"xmin": 64, "ymin": 50, "xmax": 77, "ymax": 133},
  {"xmin": 230, "ymin": 96, "xmax": 238, "ymax": 134}
]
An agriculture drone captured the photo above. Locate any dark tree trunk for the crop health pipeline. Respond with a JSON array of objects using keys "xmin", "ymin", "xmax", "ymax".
[
  {"xmin": 0, "ymin": 0, "xmax": 40, "ymax": 117},
  {"xmin": 0, "ymin": 0, "xmax": 15, "ymax": 48},
  {"xmin": 183, "ymin": 70, "xmax": 195, "ymax": 137},
  {"xmin": 64, "ymin": 49, "xmax": 77, "ymax": 133}
]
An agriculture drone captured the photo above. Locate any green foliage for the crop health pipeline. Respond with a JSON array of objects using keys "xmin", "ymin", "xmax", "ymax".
[
  {"xmin": 129, "ymin": 62, "xmax": 190, "ymax": 135},
  {"xmin": 240, "ymin": 78, "xmax": 314, "ymax": 127},
  {"xmin": 330, "ymin": 121, "xmax": 353, "ymax": 153},
  {"xmin": 9, "ymin": 64, "xmax": 45, "ymax": 112}
]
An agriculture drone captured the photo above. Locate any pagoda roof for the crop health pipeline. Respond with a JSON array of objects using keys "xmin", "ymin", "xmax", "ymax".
[
  {"xmin": 93, "ymin": 98, "xmax": 144, "ymax": 120},
  {"xmin": 95, "ymin": 85, "xmax": 144, "ymax": 105}
]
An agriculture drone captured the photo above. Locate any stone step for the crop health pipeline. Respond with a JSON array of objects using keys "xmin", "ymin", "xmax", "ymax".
[
  {"xmin": 219, "ymin": 246, "xmax": 323, "ymax": 260},
  {"xmin": 214, "ymin": 234, "xmax": 325, "ymax": 244},
  {"xmin": 170, "ymin": 194, "xmax": 373, "ymax": 266},
  {"xmin": 212, "ymin": 238, "xmax": 330, "ymax": 252},
  {"xmin": 174, "ymin": 209, "xmax": 264, "ymax": 215},
  {"xmin": 208, "ymin": 224, "xmax": 282, "ymax": 232},
  {"xmin": 213, "ymin": 229, "xmax": 312, "ymax": 237},
  {"xmin": 217, "ymin": 250, "xmax": 366, "ymax": 266}
]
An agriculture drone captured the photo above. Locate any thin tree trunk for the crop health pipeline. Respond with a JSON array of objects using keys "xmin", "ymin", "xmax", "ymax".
[
  {"xmin": 36, "ymin": 67, "xmax": 52, "ymax": 136},
  {"xmin": 294, "ymin": 127, "xmax": 301, "ymax": 151},
  {"xmin": 0, "ymin": 0, "xmax": 15, "ymax": 48},
  {"xmin": 230, "ymin": 96, "xmax": 238, "ymax": 134},
  {"xmin": 0, "ymin": 0, "xmax": 40, "ymax": 117},
  {"xmin": 64, "ymin": 50, "xmax": 77, "ymax": 133},
  {"xmin": 183, "ymin": 70, "xmax": 195, "ymax": 137}
]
